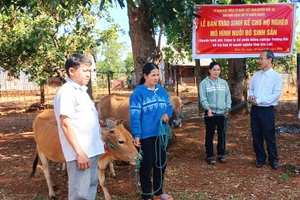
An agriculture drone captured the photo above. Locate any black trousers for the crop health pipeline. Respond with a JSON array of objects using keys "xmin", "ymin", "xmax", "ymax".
[
  {"xmin": 250, "ymin": 106, "xmax": 278, "ymax": 162},
  {"xmin": 204, "ymin": 113, "xmax": 226, "ymax": 158},
  {"xmin": 140, "ymin": 136, "xmax": 167, "ymax": 200}
]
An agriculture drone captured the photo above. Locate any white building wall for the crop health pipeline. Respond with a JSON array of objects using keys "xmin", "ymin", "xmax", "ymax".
[{"xmin": 0, "ymin": 68, "xmax": 39, "ymax": 91}]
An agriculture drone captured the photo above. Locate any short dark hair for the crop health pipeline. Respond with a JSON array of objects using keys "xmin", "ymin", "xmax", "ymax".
[
  {"xmin": 65, "ymin": 53, "xmax": 92, "ymax": 77},
  {"xmin": 262, "ymin": 49, "xmax": 275, "ymax": 64},
  {"xmin": 139, "ymin": 62, "xmax": 159, "ymax": 85}
]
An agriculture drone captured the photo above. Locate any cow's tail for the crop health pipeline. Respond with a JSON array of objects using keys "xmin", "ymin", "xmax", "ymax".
[{"xmin": 30, "ymin": 153, "xmax": 39, "ymax": 178}]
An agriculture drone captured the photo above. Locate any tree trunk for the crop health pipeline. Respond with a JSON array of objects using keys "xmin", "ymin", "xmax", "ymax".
[
  {"xmin": 297, "ymin": 53, "xmax": 300, "ymax": 110},
  {"xmin": 228, "ymin": 0, "xmax": 247, "ymax": 115},
  {"xmin": 40, "ymin": 85, "xmax": 45, "ymax": 104},
  {"xmin": 127, "ymin": 0, "xmax": 161, "ymax": 85},
  {"xmin": 228, "ymin": 58, "xmax": 247, "ymax": 115}
]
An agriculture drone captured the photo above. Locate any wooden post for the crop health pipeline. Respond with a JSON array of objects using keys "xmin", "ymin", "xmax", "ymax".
[
  {"xmin": 297, "ymin": 53, "xmax": 300, "ymax": 111},
  {"xmin": 87, "ymin": 78, "xmax": 93, "ymax": 100},
  {"xmin": 40, "ymin": 84, "xmax": 45, "ymax": 104},
  {"xmin": 176, "ymin": 69, "xmax": 179, "ymax": 96},
  {"xmin": 107, "ymin": 75, "xmax": 111, "ymax": 95},
  {"xmin": 195, "ymin": 59, "xmax": 201, "ymax": 115}
]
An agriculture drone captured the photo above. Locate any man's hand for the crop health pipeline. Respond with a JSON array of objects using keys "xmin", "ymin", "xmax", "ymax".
[
  {"xmin": 77, "ymin": 153, "xmax": 90, "ymax": 170},
  {"xmin": 248, "ymin": 95, "xmax": 257, "ymax": 106}
]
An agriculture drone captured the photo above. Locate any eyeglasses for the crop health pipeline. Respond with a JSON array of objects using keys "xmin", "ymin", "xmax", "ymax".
[{"xmin": 258, "ymin": 57, "xmax": 269, "ymax": 61}]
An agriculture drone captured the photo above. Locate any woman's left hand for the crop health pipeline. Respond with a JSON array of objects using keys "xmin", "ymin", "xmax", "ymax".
[
  {"xmin": 162, "ymin": 114, "xmax": 169, "ymax": 123},
  {"xmin": 224, "ymin": 111, "xmax": 229, "ymax": 118}
]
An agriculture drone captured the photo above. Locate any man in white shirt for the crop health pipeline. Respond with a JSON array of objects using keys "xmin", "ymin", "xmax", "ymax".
[
  {"xmin": 248, "ymin": 49, "xmax": 282, "ymax": 170},
  {"xmin": 54, "ymin": 53, "xmax": 105, "ymax": 199}
]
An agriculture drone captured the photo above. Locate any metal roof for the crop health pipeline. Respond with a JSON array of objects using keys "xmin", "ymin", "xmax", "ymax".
[{"xmin": 172, "ymin": 58, "xmax": 213, "ymax": 66}]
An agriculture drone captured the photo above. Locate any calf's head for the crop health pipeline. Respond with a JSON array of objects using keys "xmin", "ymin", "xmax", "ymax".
[
  {"xmin": 105, "ymin": 119, "xmax": 141, "ymax": 164},
  {"xmin": 171, "ymin": 96, "xmax": 183, "ymax": 128}
]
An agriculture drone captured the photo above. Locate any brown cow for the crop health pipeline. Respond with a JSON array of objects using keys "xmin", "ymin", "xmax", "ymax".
[
  {"xmin": 31, "ymin": 109, "xmax": 141, "ymax": 200},
  {"xmin": 97, "ymin": 94, "xmax": 183, "ymax": 131}
]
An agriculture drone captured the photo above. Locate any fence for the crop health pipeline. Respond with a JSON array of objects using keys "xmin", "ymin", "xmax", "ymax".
[{"xmin": 0, "ymin": 72, "xmax": 298, "ymax": 134}]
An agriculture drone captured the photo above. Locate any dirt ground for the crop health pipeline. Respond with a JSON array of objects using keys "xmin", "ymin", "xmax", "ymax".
[{"xmin": 1, "ymin": 92, "xmax": 300, "ymax": 200}]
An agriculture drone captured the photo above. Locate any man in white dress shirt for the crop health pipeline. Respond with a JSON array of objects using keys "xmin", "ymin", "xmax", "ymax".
[
  {"xmin": 54, "ymin": 53, "xmax": 105, "ymax": 199},
  {"xmin": 248, "ymin": 49, "xmax": 282, "ymax": 169}
]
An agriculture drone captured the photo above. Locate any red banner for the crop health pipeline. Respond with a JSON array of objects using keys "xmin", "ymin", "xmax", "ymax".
[{"xmin": 192, "ymin": 3, "xmax": 296, "ymax": 59}]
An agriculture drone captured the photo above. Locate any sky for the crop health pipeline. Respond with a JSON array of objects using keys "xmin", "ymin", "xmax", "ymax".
[
  {"xmin": 296, "ymin": 2, "xmax": 300, "ymax": 32},
  {"xmin": 98, "ymin": 5, "xmax": 131, "ymax": 52}
]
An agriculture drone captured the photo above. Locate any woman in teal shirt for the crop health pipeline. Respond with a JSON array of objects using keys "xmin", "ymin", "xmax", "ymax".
[{"xmin": 199, "ymin": 61, "xmax": 231, "ymax": 165}]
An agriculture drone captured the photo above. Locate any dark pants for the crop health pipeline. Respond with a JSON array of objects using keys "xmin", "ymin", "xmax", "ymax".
[
  {"xmin": 250, "ymin": 106, "xmax": 278, "ymax": 162},
  {"xmin": 204, "ymin": 113, "xmax": 226, "ymax": 158},
  {"xmin": 140, "ymin": 136, "xmax": 167, "ymax": 200}
]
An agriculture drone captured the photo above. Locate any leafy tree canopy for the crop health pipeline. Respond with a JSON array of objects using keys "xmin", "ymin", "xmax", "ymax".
[{"xmin": 0, "ymin": 0, "xmax": 123, "ymax": 85}]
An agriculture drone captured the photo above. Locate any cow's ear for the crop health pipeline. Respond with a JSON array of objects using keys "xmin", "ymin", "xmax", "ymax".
[
  {"xmin": 106, "ymin": 119, "xmax": 117, "ymax": 130},
  {"xmin": 116, "ymin": 119, "xmax": 126, "ymax": 125}
]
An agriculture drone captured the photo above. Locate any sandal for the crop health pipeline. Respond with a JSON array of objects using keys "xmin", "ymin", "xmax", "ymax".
[
  {"xmin": 207, "ymin": 157, "xmax": 216, "ymax": 165},
  {"xmin": 153, "ymin": 194, "xmax": 174, "ymax": 200},
  {"xmin": 294, "ymin": 168, "xmax": 300, "ymax": 176},
  {"xmin": 217, "ymin": 155, "xmax": 227, "ymax": 163}
]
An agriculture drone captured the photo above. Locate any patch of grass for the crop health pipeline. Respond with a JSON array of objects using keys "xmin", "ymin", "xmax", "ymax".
[
  {"xmin": 172, "ymin": 191, "xmax": 210, "ymax": 200},
  {"xmin": 225, "ymin": 149, "xmax": 235, "ymax": 156},
  {"xmin": 95, "ymin": 191, "xmax": 140, "ymax": 200},
  {"xmin": 281, "ymin": 163, "xmax": 297, "ymax": 177},
  {"xmin": 277, "ymin": 163, "xmax": 297, "ymax": 181},
  {"xmin": 277, "ymin": 173, "xmax": 289, "ymax": 181},
  {"xmin": 31, "ymin": 196, "xmax": 48, "ymax": 200}
]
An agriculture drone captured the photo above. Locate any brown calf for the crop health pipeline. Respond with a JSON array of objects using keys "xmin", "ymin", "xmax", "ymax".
[{"xmin": 31, "ymin": 109, "xmax": 141, "ymax": 200}]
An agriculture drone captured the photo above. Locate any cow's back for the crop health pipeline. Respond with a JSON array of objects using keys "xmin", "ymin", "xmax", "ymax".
[
  {"xmin": 98, "ymin": 95, "xmax": 130, "ymax": 131},
  {"xmin": 170, "ymin": 96, "xmax": 182, "ymax": 114},
  {"xmin": 33, "ymin": 109, "xmax": 65, "ymax": 163}
]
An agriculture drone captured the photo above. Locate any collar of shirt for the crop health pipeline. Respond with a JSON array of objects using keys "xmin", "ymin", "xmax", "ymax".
[
  {"xmin": 66, "ymin": 77, "xmax": 88, "ymax": 92},
  {"xmin": 207, "ymin": 76, "xmax": 220, "ymax": 84},
  {"xmin": 261, "ymin": 67, "xmax": 274, "ymax": 76}
]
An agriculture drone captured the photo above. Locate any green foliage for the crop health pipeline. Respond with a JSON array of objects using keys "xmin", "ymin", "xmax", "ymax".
[
  {"xmin": 164, "ymin": 0, "xmax": 210, "ymax": 54},
  {"xmin": 295, "ymin": 28, "xmax": 300, "ymax": 52},
  {"xmin": 162, "ymin": 46, "xmax": 192, "ymax": 64},
  {"xmin": 0, "ymin": 0, "xmax": 122, "ymax": 86},
  {"xmin": 100, "ymin": 0, "xmax": 126, "ymax": 10},
  {"xmin": 95, "ymin": 25, "xmax": 127, "ymax": 79},
  {"xmin": 123, "ymin": 53, "xmax": 134, "ymax": 81}
]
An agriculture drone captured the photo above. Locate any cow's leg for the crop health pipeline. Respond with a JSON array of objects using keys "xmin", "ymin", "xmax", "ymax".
[
  {"xmin": 98, "ymin": 168, "xmax": 111, "ymax": 200},
  {"xmin": 98, "ymin": 153, "xmax": 112, "ymax": 200},
  {"xmin": 38, "ymin": 149, "xmax": 56, "ymax": 198},
  {"xmin": 109, "ymin": 161, "xmax": 116, "ymax": 178},
  {"xmin": 61, "ymin": 163, "xmax": 66, "ymax": 171}
]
